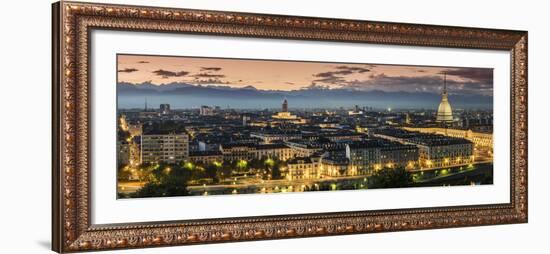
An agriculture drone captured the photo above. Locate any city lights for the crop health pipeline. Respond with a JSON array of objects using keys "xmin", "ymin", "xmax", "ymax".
[
  {"xmin": 184, "ymin": 162, "xmax": 194, "ymax": 170},
  {"xmin": 116, "ymin": 68, "xmax": 493, "ymax": 198}
]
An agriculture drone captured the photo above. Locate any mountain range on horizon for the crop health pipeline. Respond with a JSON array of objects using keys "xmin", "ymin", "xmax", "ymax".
[{"xmin": 117, "ymin": 82, "xmax": 493, "ymax": 110}]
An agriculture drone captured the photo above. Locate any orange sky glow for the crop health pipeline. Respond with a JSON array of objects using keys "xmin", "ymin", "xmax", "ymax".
[{"xmin": 117, "ymin": 54, "xmax": 493, "ymax": 95}]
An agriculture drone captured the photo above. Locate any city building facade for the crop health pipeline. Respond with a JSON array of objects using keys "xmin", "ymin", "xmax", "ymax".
[
  {"xmin": 141, "ymin": 132, "xmax": 189, "ymax": 164},
  {"xmin": 374, "ymin": 128, "xmax": 473, "ymax": 169},
  {"xmin": 189, "ymin": 150, "xmax": 223, "ymax": 165},
  {"xmin": 402, "ymin": 127, "xmax": 493, "ymax": 151},
  {"xmin": 284, "ymin": 157, "xmax": 321, "ymax": 180}
]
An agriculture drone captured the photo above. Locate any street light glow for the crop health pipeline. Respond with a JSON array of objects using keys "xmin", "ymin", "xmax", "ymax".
[
  {"xmin": 184, "ymin": 162, "xmax": 194, "ymax": 170},
  {"xmin": 116, "ymin": 91, "xmax": 493, "ymax": 198}
]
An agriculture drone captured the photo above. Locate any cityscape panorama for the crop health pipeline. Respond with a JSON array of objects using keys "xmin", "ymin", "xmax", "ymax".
[{"xmin": 116, "ymin": 54, "xmax": 494, "ymax": 199}]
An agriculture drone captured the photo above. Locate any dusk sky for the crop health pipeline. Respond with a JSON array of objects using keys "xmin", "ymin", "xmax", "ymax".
[{"xmin": 117, "ymin": 54, "xmax": 493, "ymax": 96}]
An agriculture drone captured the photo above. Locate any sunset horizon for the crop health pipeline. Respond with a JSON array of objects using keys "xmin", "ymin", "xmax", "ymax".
[{"xmin": 117, "ymin": 54, "xmax": 494, "ymax": 96}]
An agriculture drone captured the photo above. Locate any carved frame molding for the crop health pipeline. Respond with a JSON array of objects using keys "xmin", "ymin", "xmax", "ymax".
[{"xmin": 52, "ymin": 1, "xmax": 528, "ymax": 252}]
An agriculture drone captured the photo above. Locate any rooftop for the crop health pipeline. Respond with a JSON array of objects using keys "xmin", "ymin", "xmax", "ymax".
[
  {"xmin": 142, "ymin": 129, "xmax": 187, "ymax": 135},
  {"xmin": 407, "ymin": 136, "xmax": 472, "ymax": 146},
  {"xmin": 189, "ymin": 150, "xmax": 223, "ymax": 156},
  {"xmin": 287, "ymin": 157, "xmax": 318, "ymax": 164},
  {"xmin": 374, "ymin": 128, "xmax": 472, "ymax": 146},
  {"xmin": 285, "ymin": 139, "xmax": 324, "ymax": 149},
  {"xmin": 255, "ymin": 144, "xmax": 290, "ymax": 150},
  {"xmin": 250, "ymin": 130, "xmax": 301, "ymax": 136},
  {"xmin": 346, "ymin": 139, "xmax": 387, "ymax": 149}
]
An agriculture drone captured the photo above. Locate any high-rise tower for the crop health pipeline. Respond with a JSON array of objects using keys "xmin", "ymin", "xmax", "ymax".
[
  {"xmin": 282, "ymin": 99, "xmax": 288, "ymax": 112},
  {"xmin": 144, "ymin": 98, "xmax": 148, "ymax": 111}
]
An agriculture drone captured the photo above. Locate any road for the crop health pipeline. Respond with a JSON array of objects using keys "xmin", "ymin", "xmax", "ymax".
[{"xmin": 118, "ymin": 161, "xmax": 494, "ymax": 196}]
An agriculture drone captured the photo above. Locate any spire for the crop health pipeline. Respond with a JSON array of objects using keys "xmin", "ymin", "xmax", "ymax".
[
  {"xmin": 144, "ymin": 97, "xmax": 148, "ymax": 111},
  {"xmin": 436, "ymin": 71, "xmax": 453, "ymax": 124},
  {"xmin": 443, "ymin": 72, "xmax": 447, "ymax": 95},
  {"xmin": 282, "ymin": 97, "xmax": 288, "ymax": 112}
]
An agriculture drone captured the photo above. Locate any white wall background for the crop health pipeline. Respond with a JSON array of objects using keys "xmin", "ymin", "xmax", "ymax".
[{"xmin": 0, "ymin": 0, "xmax": 546, "ymax": 253}]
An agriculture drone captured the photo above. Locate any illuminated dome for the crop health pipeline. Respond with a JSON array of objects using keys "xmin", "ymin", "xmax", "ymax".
[{"xmin": 436, "ymin": 74, "xmax": 453, "ymax": 123}]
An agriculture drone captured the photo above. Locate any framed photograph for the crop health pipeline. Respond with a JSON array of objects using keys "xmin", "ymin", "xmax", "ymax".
[{"xmin": 52, "ymin": 1, "xmax": 528, "ymax": 252}]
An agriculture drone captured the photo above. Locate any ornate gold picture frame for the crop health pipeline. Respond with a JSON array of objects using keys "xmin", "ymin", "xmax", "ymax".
[{"xmin": 52, "ymin": 1, "xmax": 527, "ymax": 252}]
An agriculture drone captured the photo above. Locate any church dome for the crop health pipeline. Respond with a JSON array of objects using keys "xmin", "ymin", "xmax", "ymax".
[
  {"xmin": 436, "ymin": 73, "xmax": 453, "ymax": 123},
  {"xmin": 436, "ymin": 95, "xmax": 453, "ymax": 122}
]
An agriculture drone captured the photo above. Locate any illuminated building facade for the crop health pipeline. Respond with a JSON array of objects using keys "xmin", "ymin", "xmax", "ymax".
[
  {"xmin": 271, "ymin": 99, "xmax": 306, "ymax": 124},
  {"xmin": 141, "ymin": 132, "xmax": 189, "ymax": 164},
  {"xmin": 254, "ymin": 144, "xmax": 296, "ymax": 161},
  {"xmin": 321, "ymin": 157, "xmax": 353, "ymax": 177},
  {"xmin": 189, "ymin": 150, "xmax": 223, "ymax": 165},
  {"xmin": 220, "ymin": 143, "xmax": 255, "ymax": 161},
  {"xmin": 373, "ymin": 128, "xmax": 473, "ymax": 169},
  {"xmin": 380, "ymin": 144, "xmax": 419, "ymax": 170},
  {"xmin": 402, "ymin": 127, "xmax": 493, "ymax": 151},
  {"xmin": 284, "ymin": 157, "xmax": 321, "ymax": 180},
  {"xmin": 250, "ymin": 131, "xmax": 302, "ymax": 144},
  {"xmin": 345, "ymin": 141, "xmax": 382, "ymax": 175},
  {"xmin": 412, "ymin": 139, "xmax": 474, "ymax": 168},
  {"xmin": 221, "ymin": 143, "xmax": 296, "ymax": 162},
  {"xmin": 345, "ymin": 139, "xmax": 419, "ymax": 174}
]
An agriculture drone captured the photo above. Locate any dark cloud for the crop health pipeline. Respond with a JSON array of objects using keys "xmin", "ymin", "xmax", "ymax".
[
  {"xmin": 313, "ymin": 76, "xmax": 347, "ymax": 85},
  {"xmin": 335, "ymin": 65, "xmax": 371, "ymax": 73},
  {"xmin": 343, "ymin": 74, "xmax": 493, "ymax": 96},
  {"xmin": 285, "ymin": 82, "xmax": 295, "ymax": 85},
  {"xmin": 442, "ymin": 68, "xmax": 493, "ymax": 84},
  {"xmin": 312, "ymin": 65, "xmax": 371, "ymax": 83},
  {"xmin": 137, "ymin": 61, "xmax": 149, "ymax": 64},
  {"xmin": 192, "ymin": 73, "xmax": 226, "ymax": 78},
  {"xmin": 152, "ymin": 69, "xmax": 190, "ymax": 78},
  {"xmin": 310, "ymin": 64, "xmax": 492, "ymax": 96},
  {"xmin": 118, "ymin": 68, "xmax": 139, "ymax": 73},
  {"xmin": 200, "ymin": 67, "xmax": 222, "ymax": 71},
  {"xmin": 314, "ymin": 70, "xmax": 353, "ymax": 78}
]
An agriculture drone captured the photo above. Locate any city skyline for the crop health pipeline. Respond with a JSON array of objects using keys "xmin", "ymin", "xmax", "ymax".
[
  {"xmin": 118, "ymin": 54, "xmax": 494, "ymax": 96},
  {"xmin": 116, "ymin": 54, "xmax": 493, "ymax": 199},
  {"xmin": 117, "ymin": 96, "xmax": 494, "ymax": 198}
]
